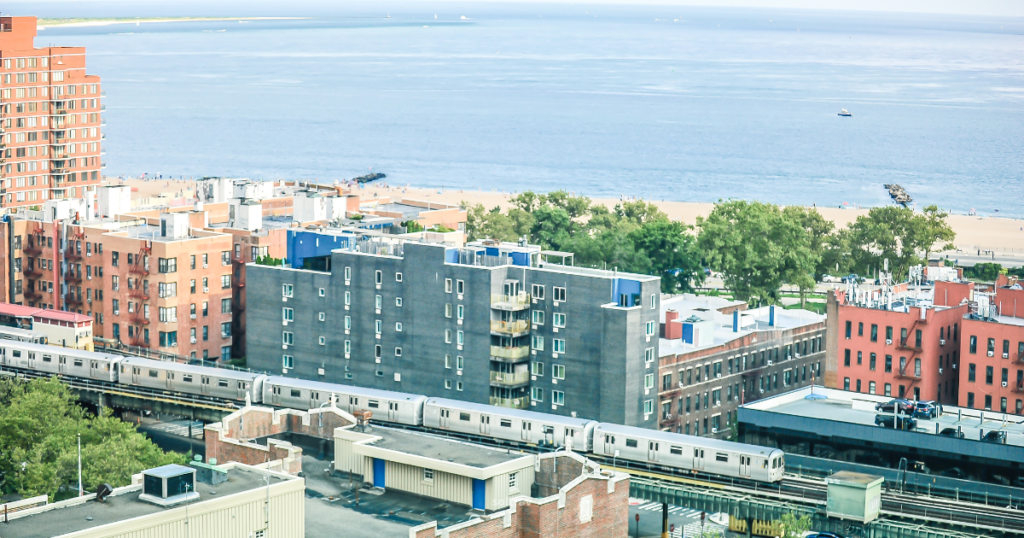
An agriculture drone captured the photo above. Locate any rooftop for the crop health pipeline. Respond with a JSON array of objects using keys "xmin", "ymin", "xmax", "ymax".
[
  {"xmin": 0, "ymin": 303, "xmax": 92, "ymax": 323},
  {"xmin": 742, "ymin": 386, "xmax": 1024, "ymax": 449},
  {"xmin": 660, "ymin": 301, "xmax": 825, "ymax": 357},
  {"xmin": 2, "ymin": 466, "xmax": 294, "ymax": 538},
  {"xmin": 362, "ymin": 427, "xmax": 529, "ymax": 469}
]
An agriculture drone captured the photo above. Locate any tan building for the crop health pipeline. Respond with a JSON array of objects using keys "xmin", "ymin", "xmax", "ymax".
[
  {"xmin": 0, "ymin": 462, "xmax": 304, "ymax": 538},
  {"xmin": 0, "ymin": 301, "xmax": 93, "ymax": 349}
]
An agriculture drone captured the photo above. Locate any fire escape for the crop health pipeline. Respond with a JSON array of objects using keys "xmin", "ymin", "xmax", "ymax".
[
  {"xmin": 23, "ymin": 229, "xmax": 45, "ymax": 304},
  {"xmin": 63, "ymin": 229, "xmax": 84, "ymax": 311},
  {"xmin": 895, "ymin": 318, "xmax": 927, "ymax": 395},
  {"xmin": 128, "ymin": 245, "xmax": 152, "ymax": 347}
]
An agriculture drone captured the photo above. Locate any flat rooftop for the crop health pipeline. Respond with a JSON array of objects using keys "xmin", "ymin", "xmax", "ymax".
[
  {"xmin": 742, "ymin": 386, "xmax": 1024, "ymax": 450},
  {"xmin": 302, "ymin": 455, "xmax": 478, "ymax": 538},
  {"xmin": 660, "ymin": 302, "xmax": 825, "ymax": 356},
  {"xmin": 2, "ymin": 467, "xmax": 293, "ymax": 538},
  {"xmin": 365, "ymin": 427, "xmax": 527, "ymax": 468}
]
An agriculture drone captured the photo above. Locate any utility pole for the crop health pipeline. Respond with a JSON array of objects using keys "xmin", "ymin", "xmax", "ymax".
[{"xmin": 77, "ymin": 433, "xmax": 83, "ymax": 497}]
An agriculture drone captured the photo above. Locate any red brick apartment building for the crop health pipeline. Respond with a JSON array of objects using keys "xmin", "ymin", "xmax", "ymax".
[
  {"xmin": 825, "ymin": 280, "xmax": 972, "ymax": 403},
  {"xmin": 1, "ymin": 16, "xmax": 103, "ymax": 210},
  {"xmin": 959, "ymin": 275, "xmax": 1024, "ymax": 414}
]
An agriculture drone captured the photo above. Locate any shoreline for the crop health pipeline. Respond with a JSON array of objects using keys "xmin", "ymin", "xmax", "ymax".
[
  {"xmin": 112, "ymin": 178, "xmax": 1024, "ymax": 260},
  {"xmin": 37, "ymin": 17, "xmax": 309, "ymax": 29}
]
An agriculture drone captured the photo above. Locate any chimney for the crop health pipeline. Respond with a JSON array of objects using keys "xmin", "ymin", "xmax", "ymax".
[{"xmin": 664, "ymin": 309, "xmax": 681, "ymax": 340}]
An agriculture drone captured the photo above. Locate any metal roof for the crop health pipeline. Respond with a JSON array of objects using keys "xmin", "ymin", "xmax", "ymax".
[
  {"xmin": 594, "ymin": 423, "xmax": 782, "ymax": 457},
  {"xmin": 265, "ymin": 376, "xmax": 428, "ymax": 402},
  {"xmin": 426, "ymin": 397, "xmax": 596, "ymax": 427},
  {"xmin": 120, "ymin": 356, "xmax": 264, "ymax": 381}
]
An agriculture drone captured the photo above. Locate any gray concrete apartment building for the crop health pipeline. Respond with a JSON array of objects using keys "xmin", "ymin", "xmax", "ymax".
[{"xmin": 246, "ymin": 236, "xmax": 662, "ymax": 427}]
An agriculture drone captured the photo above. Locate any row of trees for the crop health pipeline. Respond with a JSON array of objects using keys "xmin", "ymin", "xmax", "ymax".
[
  {"xmin": 464, "ymin": 192, "xmax": 956, "ymax": 304},
  {"xmin": 0, "ymin": 377, "xmax": 186, "ymax": 501}
]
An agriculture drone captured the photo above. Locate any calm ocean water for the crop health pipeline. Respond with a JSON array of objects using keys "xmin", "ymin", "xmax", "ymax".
[{"xmin": 19, "ymin": 1, "xmax": 1024, "ymax": 216}]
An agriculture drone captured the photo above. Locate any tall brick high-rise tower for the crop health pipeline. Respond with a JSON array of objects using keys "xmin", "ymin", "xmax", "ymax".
[{"xmin": 0, "ymin": 16, "xmax": 103, "ymax": 210}]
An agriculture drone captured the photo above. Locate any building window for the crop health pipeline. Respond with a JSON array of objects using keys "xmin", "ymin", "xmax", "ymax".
[
  {"xmin": 445, "ymin": 278, "xmax": 452, "ymax": 293},
  {"xmin": 283, "ymin": 332, "xmax": 294, "ymax": 346},
  {"xmin": 395, "ymin": 347, "xmax": 402, "ymax": 357},
  {"xmin": 532, "ymin": 362, "xmax": 543, "ymax": 376},
  {"xmin": 320, "ymin": 312, "xmax": 326, "ymax": 322},
  {"xmin": 884, "ymin": 383, "xmax": 891, "ymax": 396},
  {"xmin": 844, "ymin": 321, "xmax": 851, "ymax": 339},
  {"xmin": 969, "ymin": 336, "xmax": 977, "ymax": 354},
  {"xmin": 445, "ymin": 329, "xmax": 452, "ymax": 344},
  {"xmin": 870, "ymin": 324, "xmax": 878, "ymax": 342},
  {"xmin": 869, "ymin": 353, "xmax": 876, "ymax": 371},
  {"xmin": 531, "ymin": 335, "xmax": 544, "ymax": 351},
  {"xmin": 553, "ymin": 339, "xmax": 565, "ymax": 353},
  {"xmin": 645, "ymin": 348, "xmax": 654, "ymax": 363},
  {"xmin": 396, "ymin": 272, "xmax": 403, "ymax": 282},
  {"xmin": 968, "ymin": 363, "xmax": 976, "ymax": 382},
  {"xmin": 159, "ymin": 331, "xmax": 177, "ymax": 347},
  {"xmin": 456, "ymin": 356, "xmax": 464, "ymax": 370},
  {"xmin": 642, "ymin": 398, "xmax": 652, "ymax": 414},
  {"xmin": 885, "ymin": 355, "xmax": 892, "ymax": 373},
  {"xmin": 645, "ymin": 373, "xmax": 654, "ymax": 389},
  {"xmin": 283, "ymin": 355, "xmax": 294, "ymax": 369},
  {"xmin": 457, "ymin": 330, "xmax": 464, "ymax": 345},
  {"xmin": 221, "ymin": 251, "xmax": 231, "ymax": 266},
  {"xmin": 844, "ymin": 377, "xmax": 850, "ymax": 391},
  {"xmin": 282, "ymin": 284, "xmax": 293, "ymax": 298},
  {"xmin": 869, "ymin": 381, "xmax": 876, "ymax": 394},
  {"xmin": 396, "ymin": 297, "xmax": 403, "ymax": 307},
  {"xmin": 857, "ymin": 351, "xmax": 862, "ymax": 365},
  {"xmin": 532, "ymin": 310, "xmax": 544, "ymax": 325},
  {"xmin": 985, "ymin": 366, "xmax": 993, "ymax": 385},
  {"xmin": 531, "ymin": 387, "xmax": 543, "ymax": 401},
  {"xmin": 532, "ymin": 284, "xmax": 544, "ymax": 300},
  {"xmin": 509, "ymin": 472, "xmax": 518, "ymax": 491},
  {"xmin": 645, "ymin": 321, "xmax": 656, "ymax": 336},
  {"xmin": 221, "ymin": 275, "xmax": 231, "ymax": 289},
  {"xmin": 157, "ymin": 257, "xmax": 177, "ymax": 273},
  {"xmin": 445, "ymin": 355, "xmax": 452, "ymax": 369},
  {"xmin": 445, "ymin": 380, "xmax": 452, "ymax": 389},
  {"xmin": 423, "ymin": 469, "xmax": 433, "ymax": 481},
  {"xmin": 844, "ymin": 349, "xmax": 850, "ymax": 367},
  {"xmin": 319, "ymin": 336, "xmax": 326, "ymax": 346},
  {"xmin": 553, "ymin": 391, "xmax": 566, "ymax": 406},
  {"xmin": 222, "ymin": 298, "xmax": 231, "ymax": 313},
  {"xmin": 375, "ymin": 320, "xmax": 383, "ymax": 335},
  {"xmin": 553, "ymin": 313, "xmax": 566, "ymax": 328},
  {"xmin": 456, "ymin": 280, "xmax": 465, "ymax": 294},
  {"xmin": 456, "ymin": 381, "xmax": 463, "ymax": 391},
  {"xmin": 319, "ymin": 288, "xmax": 326, "ymax": 297},
  {"xmin": 396, "ymin": 322, "xmax": 403, "ymax": 332}
]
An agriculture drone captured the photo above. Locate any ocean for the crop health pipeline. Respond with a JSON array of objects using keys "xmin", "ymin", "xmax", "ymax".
[{"xmin": 20, "ymin": 1, "xmax": 1024, "ymax": 216}]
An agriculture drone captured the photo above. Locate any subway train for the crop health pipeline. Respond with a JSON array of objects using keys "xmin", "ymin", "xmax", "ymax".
[{"xmin": 0, "ymin": 340, "xmax": 785, "ymax": 483}]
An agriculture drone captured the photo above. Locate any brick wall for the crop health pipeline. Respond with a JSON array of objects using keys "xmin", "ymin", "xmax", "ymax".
[
  {"xmin": 205, "ymin": 402, "xmax": 354, "ymax": 475},
  {"xmin": 411, "ymin": 453, "xmax": 628, "ymax": 538}
]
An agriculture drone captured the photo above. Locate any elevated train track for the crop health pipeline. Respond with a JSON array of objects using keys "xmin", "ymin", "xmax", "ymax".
[{"xmin": 4, "ymin": 364, "xmax": 1022, "ymax": 535}]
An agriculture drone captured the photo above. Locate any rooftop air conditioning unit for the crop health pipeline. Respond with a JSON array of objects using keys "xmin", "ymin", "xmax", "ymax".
[
  {"xmin": 940, "ymin": 339, "xmax": 946, "ymax": 345},
  {"xmin": 886, "ymin": 339, "xmax": 893, "ymax": 345},
  {"xmin": 1003, "ymin": 353, "xmax": 1009, "ymax": 359},
  {"xmin": 988, "ymin": 351, "xmax": 995, "ymax": 357},
  {"xmin": 140, "ymin": 464, "xmax": 199, "ymax": 507},
  {"xmin": 1002, "ymin": 382, "xmax": 1008, "ymax": 388}
]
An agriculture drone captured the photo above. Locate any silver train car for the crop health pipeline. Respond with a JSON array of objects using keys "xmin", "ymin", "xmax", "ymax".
[
  {"xmin": 0, "ymin": 341, "xmax": 122, "ymax": 382},
  {"xmin": 263, "ymin": 376, "xmax": 426, "ymax": 426},
  {"xmin": 593, "ymin": 423, "xmax": 785, "ymax": 483},
  {"xmin": 118, "ymin": 357, "xmax": 264, "ymax": 402},
  {"xmin": 424, "ymin": 397, "xmax": 597, "ymax": 451},
  {"xmin": 0, "ymin": 326, "xmax": 49, "ymax": 345}
]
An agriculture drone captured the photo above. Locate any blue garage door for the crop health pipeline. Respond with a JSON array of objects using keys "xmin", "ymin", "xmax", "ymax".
[
  {"xmin": 472, "ymin": 478, "xmax": 485, "ymax": 510},
  {"xmin": 373, "ymin": 458, "xmax": 386, "ymax": 488}
]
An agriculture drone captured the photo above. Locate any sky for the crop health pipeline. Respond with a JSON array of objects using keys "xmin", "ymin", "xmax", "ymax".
[{"xmin": 7, "ymin": 0, "xmax": 1024, "ymax": 17}]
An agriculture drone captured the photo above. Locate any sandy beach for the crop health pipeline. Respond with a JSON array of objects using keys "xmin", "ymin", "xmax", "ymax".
[{"xmin": 115, "ymin": 178, "xmax": 1024, "ymax": 259}]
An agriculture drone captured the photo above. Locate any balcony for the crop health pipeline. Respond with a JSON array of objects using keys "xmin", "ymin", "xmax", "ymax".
[
  {"xmin": 489, "ymin": 369, "xmax": 530, "ymax": 389},
  {"xmin": 24, "ymin": 244, "xmax": 42, "ymax": 256},
  {"xmin": 490, "ymin": 345, "xmax": 530, "ymax": 363},
  {"xmin": 64, "ymin": 293, "xmax": 82, "ymax": 307},
  {"xmin": 490, "ymin": 319, "xmax": 530, "ymax": 337},
  {"xmin": 1014, "ymin": 381, "xmax": 1024, "ymax": 394},
  {"xmin": 64, "ymin": 249, "xmax": 82, "ymax": 261},
  {"xmin": 64, "ymin": 270, "xmax": 82, "ymax": 283},
  {"xmin": 24, "ymin": 267, "xmax": 43, "ymax": 278},
  {"xmin": 896, "ymin": 367, "xmax": 922, "ymax": 380},
  {"xmin": 489, "ymin": 396, "xmax": 529, "ymax": 410},
  {"xmin": 24, "ymin": 289, "xmax": 42, "ymax": 302},
  {"xmin": 491, "ymin": 292, "xmax": 531, "ymax": 312}
]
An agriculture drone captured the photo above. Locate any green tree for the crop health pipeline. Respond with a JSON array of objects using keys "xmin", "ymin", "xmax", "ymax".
[
  {"xmin": 697, "ymin": 200, "xmax": 818, "ymax": 305},
  {"xmin": 0, "ymin": 377, "xmax": 187, "ymax": 501},
  {"xmin": 778, "ymin": 512, "xmax": 814, "ymax": 538},
  {"xmin": 629, "ymin": 219, "xmax": 705, "ymax": 293},
  {"xmin": 846, "ymin": 206, "xmax": 956, "ymax": 281}
]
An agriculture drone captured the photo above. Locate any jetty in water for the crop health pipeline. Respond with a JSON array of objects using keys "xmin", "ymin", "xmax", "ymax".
[{"xmin": 883, "ymin": 184, "xmax": 912, "ymax": 207}]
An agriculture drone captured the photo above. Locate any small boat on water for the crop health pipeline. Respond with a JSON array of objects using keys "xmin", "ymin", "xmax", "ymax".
[{"xmin": 838, "ymin": 108, "xmax": 852, "ymax": 117}]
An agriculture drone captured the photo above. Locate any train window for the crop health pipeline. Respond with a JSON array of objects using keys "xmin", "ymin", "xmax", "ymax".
[
  {"xmin": 368, "ymin": 400, "xmax": 379, "ymax": 408},
  {"xmin": 523, "ymin": 422, "xmax": 532, "ymax": 431},
  {"xmin": 43, "ymin": 355, "xmax": 52, "ymax": 362},
  {"xmin": 459, "ymin": 413, "xmax": 471, "ymax": 421},
  {"xmin": 148, "ymin": 369, "xmax": 158, "ymax": 377},
  {"xmin": 500, "ymin": 419, "xmax": 512, "ymax": 428},
  {"xmin": 168, "ymin": 373, "xmax": 175, "ymax": 380},
  {"xmin": 349, "ymin": 397, "xmax": 359, "ymax": 405},
  {"xmin": 625, "ymin": 439, "xmax": 638, "ymax": 448},
  {"xmin": 218, "ymin": 380, "xmax": 228, "ymax": 388},
  {"xmin": 291, "ymin": 389, "xmax": 301, "ymax": 397},
  {"xmin": 12, "ymin": 350, "xmax": 21, "ymax": 358},
  {"xmin": 670, "ymin": 446, "xmax": 682, "ymax": 455},
  {"xmin": 183, "ymin": 375, "xmax": 193, "ymax": 383},
  {"xmin": 74, "ymin": 360, "xmax": 84, "ymax": 367},
  {"xmin": 543, "ymin": 425, "xmax": 554, "ymax": 434},
  {"xmin": 716, "ymin": 453, "xmax": 729, "ymax": 463},
  {"xmin": 606, "ymin": 435, "xmax": 615, "ymax": 444}
]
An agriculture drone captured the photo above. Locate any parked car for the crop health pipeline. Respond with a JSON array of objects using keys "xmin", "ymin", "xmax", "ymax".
[
  {"xmin": 875, "ymin": 398, "xmax": 915, "ymax": 414},
  {"xmin": 875, "ymin": 414, "xmax": 917, "ymax": 430},
  {"xmin": 805, "ymin": 532, "xmax": 847, "ymax": 538},
  {"xmin": 983, "ymin": 430, "xmax": 1007, "ymax": 444},
  {"xmin": 912, "ymin": 400, "xmax": 942, "ymax": 419},
  {"xmin": 821, "ymin": 274, "xmax": 840, "ymax": 283},
  {"xmin": 938, "ymin": 427, "xmax": 964, "ymax": 438},
  {"xmin": 840, "ymin": 274, "xmax": 860, "ymax": 284},
  {"xmin": 940, "ymin": 467, "xmax": 967, "ymax": 479}
]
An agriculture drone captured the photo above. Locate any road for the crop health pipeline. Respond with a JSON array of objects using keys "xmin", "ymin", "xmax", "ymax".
[{"xmin": 628, "ymin": 498, "xmax": 726, "ymax": 538}]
